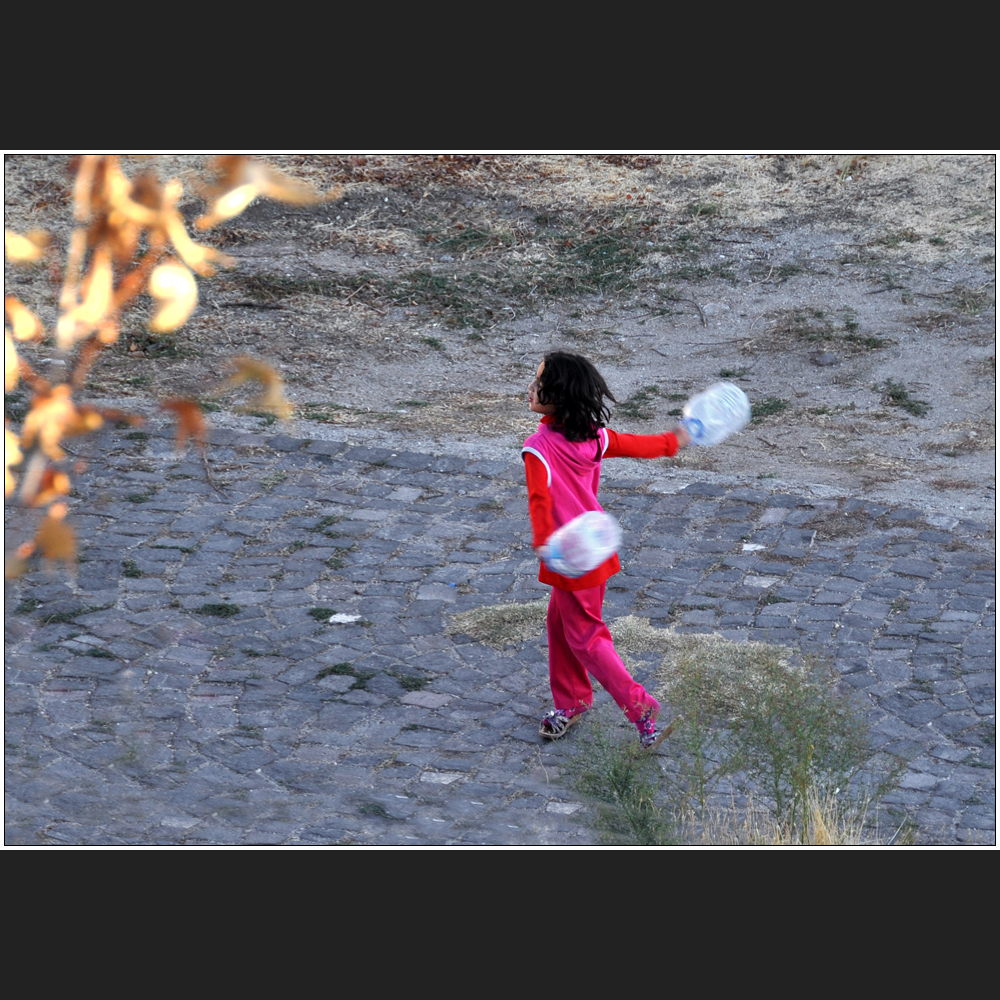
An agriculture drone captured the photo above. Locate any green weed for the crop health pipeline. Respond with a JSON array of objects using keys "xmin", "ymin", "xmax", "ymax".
[
  {"xmin": 948, "ymin": 286, "xmax": 991, "ymax": 315},
  {"xmin": 4, "ymin": 391, "xmax": 29, "ymax": 423},
  {"xmin": 316, "ymin": 662, "xmax": 375, "ymax": 689},
  {"xmin": 686, "ymin": 200, "xmax": 722, "ymax": 218},
  {"xmin": 313, "ymin": 515, "xmax": 343, "ymax": 531},
  {"xmin": 752, "ymin": 397, "xmax": 789, "ymax": 421},
  {"xmin": 358, "ymin": 801, "xmax": 396, "ymax": 820},
  {"xmin": 309, "ymin": 607, "xmax": 337, "ymax": 621},
  {"xmin": 768, "ymin": 308, "xmax": 835, "ymax": 345},
  {"xmin": 194, "ymin": 603, "xmax": 241, "ymax": 617},
  {"xmin": 877, "ymin": 229, "xmax": 920, "ymax": 246},
  {"xmin": 122, "ymin": 560, "xmax": 143, "ymax": 578},
  {"xmin": 844, "ymin": 334, "xmax": 888, "ymax": 350},
  {"xmin": 260, "ymin": 471, "xmax": 287, "ymax": 491},
  {"xmin": 572, "ymin": 621, "xmax": 908, "ymax": 844},
  {"xmin": 316, "ymin": 662, "xmax": 355, "ymax": 678},
  {"xmin": 725, "ymin": 656, "xmax": 873, "ymax": 840},
  {"xmin": 301, "ymin": 401, "xmax": 347, "ymax": 423},
  {"xmin": 881, "ymin": 380, "xmax": 929, "ymax": 417},
  {"xmin": 237, "ymin": 274, "xmax": 345, "ymax": 303},
  {"xmin": 573, "ymin": 707, "xmax": 676, "ymax": 846},
  {"xmin": 759, "ymin": 592, "xmax": 791, "ymax": 605},
  {"xmin": 776, "ymin": 263, "xmax": 804, "ymax": 279},
  {"xmin": 39, "ymin": 607, "xmax": 103, "ymax": 625},
  {"xmin": 427, "ymin": 224, "xmax": 516, "ymax": 254},
  {"xmin": 616, "ymin": 384, "xmax": 661, "ymax": 421},
  {"xmin": 392, "ymin": 671, "xmax": 430, "ymax": 692}
]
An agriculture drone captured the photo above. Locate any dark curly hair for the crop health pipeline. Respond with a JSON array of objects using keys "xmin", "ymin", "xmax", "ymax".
[{"xmin": 537, "ymin": 350, "xmax": 616, "ymax": 442}]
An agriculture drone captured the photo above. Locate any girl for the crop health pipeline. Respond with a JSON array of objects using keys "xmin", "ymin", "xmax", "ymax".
[{"xmin": 522, "ymin": 351, "xmax": 692, "ymax": 749}]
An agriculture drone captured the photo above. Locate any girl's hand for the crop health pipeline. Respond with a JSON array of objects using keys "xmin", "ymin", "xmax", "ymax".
[
  {"xmin": 674, "ymin": 424, "xmax": 692, "ymax": 449},
  {"xmin": 535, "ymin": 544, "xmax": 551, "ymax": 564}
]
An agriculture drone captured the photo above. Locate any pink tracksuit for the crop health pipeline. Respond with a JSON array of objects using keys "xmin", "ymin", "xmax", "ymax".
[{"xmin": 522, "ymin": 418, "xmax": 678, "ymax": 723}]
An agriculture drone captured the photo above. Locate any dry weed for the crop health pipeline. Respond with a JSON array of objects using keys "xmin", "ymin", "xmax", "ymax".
[
  {"xmin": 681, "ymin": 787, "xmax": 904, "ymax": 846},
  {"xmin": 446, "ymin": 598, "xmax": 548, "ymax": 649}
]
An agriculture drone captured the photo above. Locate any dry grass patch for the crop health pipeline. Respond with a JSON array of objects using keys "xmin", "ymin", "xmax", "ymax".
[
  {"xmin": 447, "ymin": 598, "xmax": 548, "ymax": 649},
  {"xmin": 927, "ymin": 415, "xmax": 996, "ymax": 456},
  {"xmin": 680, "ymin": 788, "xmax": 910, "ymax": 846}
]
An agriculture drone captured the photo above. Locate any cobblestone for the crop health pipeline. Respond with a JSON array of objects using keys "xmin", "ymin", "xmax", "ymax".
[{"xmin": 5, "ymin": 426, "xmax": 995, "ymax": 846}]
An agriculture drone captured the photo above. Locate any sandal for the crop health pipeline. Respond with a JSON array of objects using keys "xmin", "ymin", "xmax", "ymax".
[
  {"xmin": 539, "ymin": 709, "xmax": 584, "ymax": 740},
  {"xmin": 638, "ymin": 713, "xmax": 680, "ymax": 751}
]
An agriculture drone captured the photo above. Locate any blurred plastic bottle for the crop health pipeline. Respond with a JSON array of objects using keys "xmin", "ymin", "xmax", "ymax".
[
  {"xmin": 543, "ymin": 511, "xmax": 623, "ymax": 578},
  {"xmin": 680, "ymin": 382, "xmax": 751, "ymax": 446}
]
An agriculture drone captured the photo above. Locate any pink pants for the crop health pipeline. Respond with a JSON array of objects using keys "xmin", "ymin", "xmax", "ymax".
[{"xmin": 547, "ymin": 584, "xmax": 659, "ymax": 724}]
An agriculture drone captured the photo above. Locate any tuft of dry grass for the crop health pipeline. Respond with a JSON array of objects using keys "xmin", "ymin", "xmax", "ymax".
[
  {"xmin": 680, "ymin": 787, "xmax": 909, "ymax": 846},
  {"xmin": 446, "ymin": 598, "xmax": 548, "ymax": 649},
  {"xmin": 612, "ymin": 620, "xmax": 795, "ymax": 714}
]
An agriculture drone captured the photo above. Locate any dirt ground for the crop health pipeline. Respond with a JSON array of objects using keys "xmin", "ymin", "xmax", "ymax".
[{"xmin": 5, "ymin": 153, "xmax": 996, "ymax": 519}]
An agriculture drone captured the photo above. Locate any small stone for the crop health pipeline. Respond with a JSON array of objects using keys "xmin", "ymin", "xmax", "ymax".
[{"xmin": 812, "ymin": 352, "xmax": 838, "ymax": 366}]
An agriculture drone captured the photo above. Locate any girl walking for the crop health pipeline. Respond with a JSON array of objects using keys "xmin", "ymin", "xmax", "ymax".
[{"xmin": 522, "ymin": 351, "xmax": 691, "ymax": 749}]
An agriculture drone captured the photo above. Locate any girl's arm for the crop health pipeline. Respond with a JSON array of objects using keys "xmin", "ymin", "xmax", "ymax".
[
  {"xmin": 524, "ymin": 452, "xmax": 556, "ymax": 549},
  {"xmin": 604, "ymin": 426, "xmax": 690, "ymax": 459}
]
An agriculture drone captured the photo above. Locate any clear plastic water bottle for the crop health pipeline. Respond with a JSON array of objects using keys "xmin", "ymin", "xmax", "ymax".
[
  {"xmin": 680, "ymin": 382, "xmax": 751, "ymax": 446},
  {"xmin": 543, "ymin": 511, "xmax": 623, "ymax": 578}
]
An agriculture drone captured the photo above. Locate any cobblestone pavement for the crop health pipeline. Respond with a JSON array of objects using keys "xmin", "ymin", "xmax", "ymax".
[{"xmin": 5, "ymin": 424, "xmax": 995, "ymax": 846}]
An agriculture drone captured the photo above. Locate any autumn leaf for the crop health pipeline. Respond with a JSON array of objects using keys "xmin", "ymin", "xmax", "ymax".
[
  {"xmin": 30, "ymin": 468, "xmax": 71, "ymax": 507},
  {"xmin": 56, "ymin": 245, "xmax": 114, "ymax": 350},
  {"xmin": 5, "ymin": 547, "xmax": 32, "ymax": 580},
  {"xmin": 35, "ymin": 502, "xmax": 76, "ymax": 563},
  {"xmin": 5, "ymin": 297, "xmax": 45, "ymax": 342},
  {"xmin": 20, "ymin": 384, "xmax": 102, "ymax": 460},
  {"xmin": 195, "ymin": 156, "xmax": 334, "ymax": 230},
  {"xmin": 5, "ymin": 424, "xmax": 22, "ymax": 497},
  {"xmin": 220, "ymin": 356, "xmax": 293, "ymax": 420},
  {"xmin": 162, "ymin": 398, "xmax": 208, "ymax": 451},
  {"xmin": 148, "ymin": 260, "xmax": 198, "ymax": 332},
  {"xmin": 4, "ymin": 228, "xmax": 49, "ymax": 263},
  {"xmin": 85, "ymin": 406, "xmax": 142, "ymax": 428}
]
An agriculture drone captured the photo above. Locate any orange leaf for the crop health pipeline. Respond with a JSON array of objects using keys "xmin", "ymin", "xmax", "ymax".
[
  {"xmin": 5, "ymin": 553, "xmax": 30, "ymax": 579},
  {"xmin": 195, "ymin": 156, "xmax": 328, "ymax": 230},
  {"xmin": 36, "ymin": 503, "xmax": 76, "ymax": 563},
  {"xmin": 56, "ymin": 246, "xmax": 114, "ymax": 349},
  {"xmin": 4, "ymin": 228, "xmax": 49, "ymax": 263},
  {"xmin": 5, "ymin": 425, "xmax": 22, "ymax": 497},
  {"xmin": 30, "ymin": 468, "xmax": 71, "ymax": 507},
  {"xmin": 222, "ymin": 357, "xmax": 293, "ymax": 420},
  {"xmin": 162, "ymin": 398, "xmax": 208, "ymax": 451},
  {"xmin": 5, "ymin": 296, "xmax": 44, "ymax": 342},
  {"xmin": 158, "ymin": 179, "xmax": 234, "ymax": 276},
  {"xmin": 148, "ymin": 260, "xmax": 198, "ymax": 332},
  {"xmin": 21, "ymin": 385, "xmax": 103, "ymax": 461}
]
